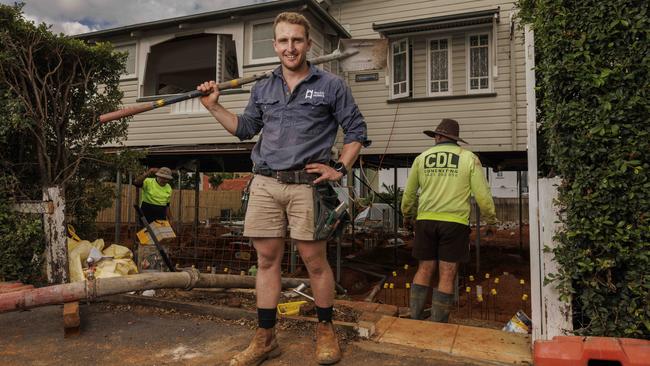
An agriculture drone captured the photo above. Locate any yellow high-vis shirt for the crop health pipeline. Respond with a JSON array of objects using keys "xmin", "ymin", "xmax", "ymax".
[
  {"xmin": 140, "ymin": 177, "xmax": 172, "ymax": 207},
  {"xmin": 401, "ymin": 142, "xmax": 496, "ymax": 226}
]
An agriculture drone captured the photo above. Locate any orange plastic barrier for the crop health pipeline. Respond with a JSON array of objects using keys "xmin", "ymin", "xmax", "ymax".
[{"xmin": 534, "ymin": 336, "xmax": 650, "ymax": 366}]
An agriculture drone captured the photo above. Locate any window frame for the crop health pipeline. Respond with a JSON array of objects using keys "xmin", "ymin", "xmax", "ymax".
[
  {"xmin": 426, "ymin": 36, "xmax": 453, "ymax": 97},
  {"xmin": 114, "ymin": 42, "xmax": 137, "ymax": 80},
  {"xmin": 248, "ymin": 18, "xmax": 277, "ymax": 65},
  {"xmin": 389, "ymin": 37, "xmax": 410, "ymax": 99},
  {"xmin": 465, "ymin": 32, "xmax": 492, "ymax": 94}
]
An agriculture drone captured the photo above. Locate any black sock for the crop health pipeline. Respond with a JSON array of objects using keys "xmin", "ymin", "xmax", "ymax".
[
  {"xmin": 258, "ymin": 308, "xmax": 277, "ymax": 329},
  {"xmin": 316, "ymin": 306, "xmax": 333, "ymax": 323}
]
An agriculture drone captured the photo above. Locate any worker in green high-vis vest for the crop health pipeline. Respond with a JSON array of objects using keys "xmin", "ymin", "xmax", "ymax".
[
  {"xmin": 133, "ymin": 167, "xmax": 174, "ymax": 224},
  {"xmin": 401, "ymin": 119, "xmax": 497, "ymax": 323}
]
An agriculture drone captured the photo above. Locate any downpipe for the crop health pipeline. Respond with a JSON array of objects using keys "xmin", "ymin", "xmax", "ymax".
[{"xmin": 0, "ymin": 269, "xmax": 309, "ymax": 313}]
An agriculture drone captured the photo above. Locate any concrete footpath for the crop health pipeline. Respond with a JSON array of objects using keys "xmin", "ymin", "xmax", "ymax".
[
  {"xmin": 372, "ymin": 316, "xmax": 532, "ymax": 364},
  {"xmin": 1, "ymin": 303, "xmax": 502, "ymax": 366}
]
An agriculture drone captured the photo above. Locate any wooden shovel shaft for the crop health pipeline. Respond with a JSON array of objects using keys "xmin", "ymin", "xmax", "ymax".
[{"xmin": 99, "ymin": 49, "xmax": 360, "ymax": 124}]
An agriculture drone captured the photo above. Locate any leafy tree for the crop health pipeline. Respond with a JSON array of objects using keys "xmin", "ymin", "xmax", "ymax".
[
  {"xmin": 208, "ymin": 172, "xmax": 234, "ymax": 189},
  {"xmin": 0, "ymin": 3, "xmax": 136, "ymax": 279},
  {"xmin": 518, "ymin": 0, "xmax": 649, "ymax": 338}
]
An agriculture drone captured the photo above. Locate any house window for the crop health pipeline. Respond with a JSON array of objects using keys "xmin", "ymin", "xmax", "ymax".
[
  {"xmin": 390, "ymin": 38, "xmax": 409, "ymax": 99},
  {"xmin": 467, "ymin": 33, "xmax": 490, "ymax": 92},
  {"xmin": 114, "ymin": 43, "xmax": 136, "ymax": 79},
  {"xmin": 250, "ymin": 19, "xmax": 276, "ymax": 63},
  {"xmin": 427, "ymin": 37, "xmax": 451, "ymax": 95},
  {"xmin": 143, "ymin": 33, "xmax": 238, "ymax": 97}
]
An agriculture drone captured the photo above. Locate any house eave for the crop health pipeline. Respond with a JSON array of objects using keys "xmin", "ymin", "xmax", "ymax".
[{"xmin": 372, "ymin": 8, "xmax": 500, "ymax": 36}]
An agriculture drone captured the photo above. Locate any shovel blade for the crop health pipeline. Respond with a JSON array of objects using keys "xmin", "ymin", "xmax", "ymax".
[{"xmin": 338, "ymin": 38, "xmax": 388, "ymax": 72}]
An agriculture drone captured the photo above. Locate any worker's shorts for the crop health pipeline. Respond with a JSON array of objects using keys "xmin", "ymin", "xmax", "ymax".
[
  {"xmin": 243, "ymin": 175, "xmax": 316, "ymax": 241},
  {"xmin": 412, "ymin": 220, "xmax": 471, "ymax": 262}
]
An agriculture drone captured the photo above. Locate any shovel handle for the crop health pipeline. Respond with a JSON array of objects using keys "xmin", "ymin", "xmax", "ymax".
[{"xmin": 99, "ymin": 47, "xmax": 363, "ymax": 124}]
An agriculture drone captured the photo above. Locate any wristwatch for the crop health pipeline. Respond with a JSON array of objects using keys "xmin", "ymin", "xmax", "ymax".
[{"xmin": 333, "ymin": 162, "xmax": 348, "ymax": 176}]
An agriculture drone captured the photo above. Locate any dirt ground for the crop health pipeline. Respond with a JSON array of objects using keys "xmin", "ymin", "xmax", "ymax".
[
  {"xmin": 0, "ymin": 303, "xmax": 483, "ymax": 366},
  {"xmin": 95, "ymin": 223, "xmax": 532, "ymax": 330}
]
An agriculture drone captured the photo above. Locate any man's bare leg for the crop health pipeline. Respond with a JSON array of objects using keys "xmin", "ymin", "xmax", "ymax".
[
  {"xmin": 297, "ymin": 240, "xmax": 340, "ymax": 365},
  {"xmin": 430, "ymin": 260, "xmax": 458, "ymax": 323},
  {"xmin": 230, "ymin": 237, "xmax": 284, "ymax": 366}
]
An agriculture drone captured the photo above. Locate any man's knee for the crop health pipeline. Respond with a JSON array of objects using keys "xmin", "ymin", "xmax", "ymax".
[
  {"xmin": 301, "ymin": 252, "xmax": 329, "ymax": 276},
  {"xmin": 437, "ymin": 261, "xmax": 458, "ymax": 293},
  {"xmin": 254, "ymin": 238, "xmax": 284, "ymax": 271},
  {"xmin": 416, "ymin": 260, "xmax": 436, "ymax": 277}
]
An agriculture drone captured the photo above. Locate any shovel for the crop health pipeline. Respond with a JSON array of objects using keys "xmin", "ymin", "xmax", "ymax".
[{"xmin": 99, "ymin": 39, "xmax": 387, "ymax": 123}]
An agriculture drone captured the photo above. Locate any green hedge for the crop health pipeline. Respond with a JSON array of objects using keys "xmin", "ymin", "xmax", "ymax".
[
  {"xmin": 0, "ymin": 177, "xmax": 44, "ymax": 283},
  {"xmin": 518, "ymin": 0, "xmax": 649, "ymax": 338}
]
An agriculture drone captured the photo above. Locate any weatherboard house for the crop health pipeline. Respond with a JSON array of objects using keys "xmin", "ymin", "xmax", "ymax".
[
  {"xmin": 77, "ymin": 0, "xmax": 527, "ymax": 173},
  {"xmin": 78, "ymin": 0, "xmax": 572, "ymax": 344}
]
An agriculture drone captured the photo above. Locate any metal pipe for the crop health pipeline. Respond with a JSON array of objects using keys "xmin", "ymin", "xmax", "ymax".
[
  {"xmin": 518, "ymin": 170, "xmax": 524, "ymax": 256},
  {"xmin": 114, "ymin": 171, "xmax": 122, "ymax": 243},
  {"xmin": 0, "ymin": 271, "xmax": 310, "ymax": 313},
  {"xmin": 336, "ymin": 236, "xmax": 341, "ymax": 283},
  {"xmin": 393, "ymin": 165, "xmax": 398, "ymax": 265},
  {"xmin": 126, "ymin": 172, "xmax": 132, "ymax": 239},
  {"xmin": 342, "ymin": 265, "xmax": 388, "ymax": 302},
  {"xmin": 193, "ymin": 167, "xmax": 200, "ymax": 252}
]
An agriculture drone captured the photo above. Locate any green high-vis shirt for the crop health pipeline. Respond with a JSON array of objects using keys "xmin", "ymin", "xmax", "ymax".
[
  {"xmin": 401, "ymin": 142, "xmax": 496, "ymax": 226},
  {"xmin": 140, "ymin": 177, "xmax": 172, "ymax": 207}
]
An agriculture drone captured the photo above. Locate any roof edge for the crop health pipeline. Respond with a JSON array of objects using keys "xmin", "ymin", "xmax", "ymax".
[{"xmin": 75, "ymin": 0, "xmax": 349, "ymax": 40}]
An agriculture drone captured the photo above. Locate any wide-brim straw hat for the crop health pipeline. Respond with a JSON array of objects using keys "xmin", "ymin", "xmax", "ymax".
[
  {"xmin": 155, "ymin": 167, "xmax": 173, "ymax": 180},
  {"xmin": 423, "ymin": 118, "xmax": 467, "ymax": 144}
]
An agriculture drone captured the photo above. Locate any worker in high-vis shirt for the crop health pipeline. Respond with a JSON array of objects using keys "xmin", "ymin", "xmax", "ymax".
[
  {"xmin": 401, "ymin": 118, "xmax": 496, "ymax": 323},
  {"xmin": 133, "ymin": 166, "xmax": 174, "ymax": 224}
]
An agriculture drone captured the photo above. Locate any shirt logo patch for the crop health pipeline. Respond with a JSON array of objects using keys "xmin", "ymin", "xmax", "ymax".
[
  {"xmin": 305, "ymin": 89, "xmax": 325, "ymax": 99},
  {"xmin": 423, "ymin": 152, "xmax": 460, "ymax": 177}
]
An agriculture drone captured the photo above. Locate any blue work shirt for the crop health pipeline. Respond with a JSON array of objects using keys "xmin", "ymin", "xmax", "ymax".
[{"xmin": 235, "ymin": 64, "xmax": 370, "ymax": 171}]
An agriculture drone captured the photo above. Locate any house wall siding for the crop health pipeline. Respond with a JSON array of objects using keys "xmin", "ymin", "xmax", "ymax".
[
  {"xmin": 332, "ymin": 0, "xmax": 527, "ymax": 155},
  {"xmin": 109, "ymin": 1, "xmax": 526, "ymax": 154}
]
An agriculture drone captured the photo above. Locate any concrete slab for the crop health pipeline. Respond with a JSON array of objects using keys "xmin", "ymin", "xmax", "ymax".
[
  {"xmin": 374, "ymin": 315, "xmax": 398, "ymax": 340},
  {"xmin": 374, "ymin": 316, "xmax": 459, "ymax": 354},
  {"xmin": 452, "ymin": 325, "xmax": 532, "ymax": 364},
  {"xmin": 371, "ymin": 316, "xmax": 533, "ymax": 365}
]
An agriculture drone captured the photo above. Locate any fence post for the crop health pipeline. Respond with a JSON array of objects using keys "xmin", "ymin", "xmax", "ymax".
[{"xmin": 43, "ymin": 186, "xmax": 69, "ymax": 284}]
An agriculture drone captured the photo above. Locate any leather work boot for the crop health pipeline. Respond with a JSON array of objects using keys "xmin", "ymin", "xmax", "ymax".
[
  {"xmin": 229, "ymin": 327, "xmax": 281, "ymax": 366},
  {"xmin": 315, "ymin": 321, "xmax": 341, "ymax": 364}
]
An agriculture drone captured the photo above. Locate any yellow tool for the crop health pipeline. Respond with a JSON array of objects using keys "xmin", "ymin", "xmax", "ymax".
[
  {"xmin": 277, "ymin": 301, "xmax": 307, "ymax": 316},
  {"xmin": 67, "ymin": 224, "xmax": 82, "ymax": 241}
]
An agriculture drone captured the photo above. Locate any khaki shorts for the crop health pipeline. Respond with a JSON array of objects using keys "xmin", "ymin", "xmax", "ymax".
[{"xmin": 243, "ymin": 175, "xmax": 315, "ymax": 241}]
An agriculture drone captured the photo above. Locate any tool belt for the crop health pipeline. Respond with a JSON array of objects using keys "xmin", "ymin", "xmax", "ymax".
[
  {"xmin": 313, "ymin": 183, "xmax": 350, "ymax": 241},
  {"xmin": 253, "ymin": 166, "xmax": 319, "ymax": 185}
]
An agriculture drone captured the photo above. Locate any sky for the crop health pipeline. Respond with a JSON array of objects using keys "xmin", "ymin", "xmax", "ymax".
[{"xmin": 1, "ymin": 0, "xmax": 275, "ymax": 35}]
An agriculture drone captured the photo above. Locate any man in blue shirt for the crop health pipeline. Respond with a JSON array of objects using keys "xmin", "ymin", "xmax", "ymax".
[{"xmin": 197, "ymin": 11, "xmax": 369, "ymax": 366}]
